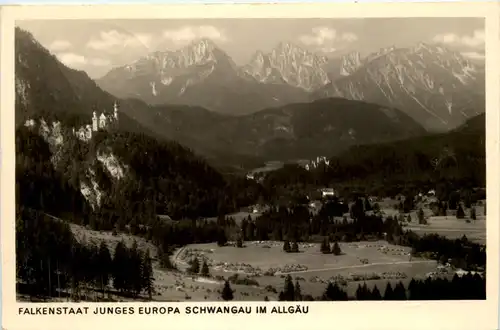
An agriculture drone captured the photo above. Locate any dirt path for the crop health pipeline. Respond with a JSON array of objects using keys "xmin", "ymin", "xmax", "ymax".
[
  {"xmin": 171, "ymin": 246, "xmax": 188, "ymax": 267},
  {"xmin": 283, "ymin": 260, "xmax": 436, "ymax": 275},
  {"xmin": 408, "ymin": 227, "xmax": 484, "ymax": 232}
]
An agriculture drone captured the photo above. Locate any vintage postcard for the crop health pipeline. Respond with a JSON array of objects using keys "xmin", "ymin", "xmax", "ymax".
[{"xmin": 1, "ymin": 2, "xmax": 499, "ymax": 330}]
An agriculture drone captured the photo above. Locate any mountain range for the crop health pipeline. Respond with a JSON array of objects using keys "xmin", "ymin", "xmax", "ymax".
[
  {"xmin": 16, "ymin": 27, "xmax": 431, "ymax": 168},
  {"xmin": 96, "ymin": 38, "xmax": 485, "ymax": 132}
]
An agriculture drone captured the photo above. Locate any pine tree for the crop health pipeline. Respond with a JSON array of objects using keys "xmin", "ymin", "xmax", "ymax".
[
  {"xmin": 130, "ymin": 240, "xmax": 143, "ymax": 296},
  {"xmin": 283, "ymin": 240, "xmax": 291, "ymax": 253},
  {"xmin": 323, "ymin": 282, "xmax": 347, "ymax": 301},
  {"xmin": 456, "ymin": 204, "xmax": 465, "ymax": 219},
  {"xmin": 408, "ymin": 279, "xmax": 417, "ymax": 300},
  {"xmin": 217, "ymin": 228, "xmax": 227, "ymax": 247},
  {"xmin": 361, "ymin": 283, "xmax": 369, "ymax": 300},
  {"xmin": 189, "ymin": 257, "xmax": 200, "ymax": 274},
  {"xmin": 371, "ymin": 285, "xmax": 382, "ymax": 300},
  {"xmin": 221, "ymin": 280, "xmax": 234, "ymax": 301},
  {"xmin": 383, "ymin": 282, "xmax": 394, "ymax": 300},
  {"xmin": 294, "ymin": 280, "xmax": 302, "ymax": 301},
  {"xmin": 112, "ymin": 240, "xmax": 128, "ymax": 292},
  {"xmin": 97, "ymin": 241, "xmax": 112, "ymax": 297},
  {"xmin": 323, "ymin": 282, "xmax": 336, "ymax": 301},
  {"xmin": 141, "ymin": 249, "xmax": 154, "ymax": 300},
  {"xmin": 236, "ymin": 236, "xmax": 243, "ymax": 248},
  {"xmin": 394, "ymin": 281, "xmax": 407, "ymax": 300},
  {"xmin": 282, "ymin": 275, "xmax": 295, "ymax": 301},
  {"xmin": 364, "ymin": 198, "xmax": 372, "ymax": 212},
  {"xmin": 201, "ymin": 260, "xmax": 209, "ymax": 277},
  {"xmin": 471, "ymin": 207, "xmax": 477, "ymax": 221},
  {"xmin": 332, "ymin": 241, "xmax": 342, "ymax": 256},
  {"xmin": 291, "ymin": 241, "xmax": 299, "ymax": 253},
  {"xmin": 320, "ymin": 238, "xmax": 330, "ymax": 254},
  {"xmin": 418, "ymin": 208, "xmax": 425, "ymax": 224},
  {"xmin": 356, "ymin": 284, "xmax": 363, "ymax": 300},
  {"xmin": 158, "ymin": 244, "xmax": 174, "ymax": 269}
]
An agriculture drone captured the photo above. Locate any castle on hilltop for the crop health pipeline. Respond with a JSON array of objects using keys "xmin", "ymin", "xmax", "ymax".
[
  {"xmin": 304, "ymin": 156, "xmax": 330, "ymax": 171},
  {"xmin": 73, "ymin": 101, "xmax": 119, "ymax": 141}
]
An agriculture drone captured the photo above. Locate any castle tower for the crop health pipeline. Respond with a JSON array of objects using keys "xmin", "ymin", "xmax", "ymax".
[
  {"xmin": 86, "ymin": 124, "xmax": 92, "ymax": 140},
  {"xmin": 113, "ymin": 101, "xmax": 119, "ymax": 121},
  {"xmin": 92, "ymin": 111, "xmax": 98, "ymax": 132},
  {"xmin": 99, "ymin": 113, "xmax": 107, "ymax": 129}
]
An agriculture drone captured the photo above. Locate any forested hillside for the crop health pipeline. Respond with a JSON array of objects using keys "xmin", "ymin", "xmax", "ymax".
[{"xmin": 260, "ymin": 113, "xmax": 485, "ymax": 199}]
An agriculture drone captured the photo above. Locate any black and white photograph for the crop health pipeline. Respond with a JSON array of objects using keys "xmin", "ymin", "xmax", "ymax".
[{"xmin": 9, "ymin": 9, "xmax": 491, "ymax": 306}]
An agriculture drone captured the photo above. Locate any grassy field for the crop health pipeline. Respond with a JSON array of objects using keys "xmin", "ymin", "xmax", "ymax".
[
  {"xmin": 163, "ymin": 240, "xmax": 440, "ymax": 301},
  {"xmin": 377, "ymin": 198, "xmax": 486, "ymax": 244}
]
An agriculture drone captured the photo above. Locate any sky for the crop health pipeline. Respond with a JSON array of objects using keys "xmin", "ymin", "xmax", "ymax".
[{"xmin": 17, "ymin": 18, "xmax": 485, "ymax": 79}]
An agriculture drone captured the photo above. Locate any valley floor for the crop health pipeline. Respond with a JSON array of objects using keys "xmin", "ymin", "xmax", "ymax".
[{"xmin": 16, "ymin": 202, "xmax": 486, "ymax": 302}]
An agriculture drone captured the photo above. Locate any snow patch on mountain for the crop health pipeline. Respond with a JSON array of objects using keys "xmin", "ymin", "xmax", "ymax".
[
  {"xmin": 161, "ymin": 77, "xmax": 173, "ymax": 85},
  {"xmin": 150, "ymin": 82, "xmax": 157, "ymax": 96}
]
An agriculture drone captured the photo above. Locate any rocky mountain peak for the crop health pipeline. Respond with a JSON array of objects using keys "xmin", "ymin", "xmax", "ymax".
[
  {"xmin": 317, "ymin": 43, "xmax": 484, "ymax": 131},
  {"xmin": 339, "ymin": 51, "xmax": 363, "ymax": 76},
  {"xmin": 241, "ymin": 41, "xmax": 330, "ymax": 91}
]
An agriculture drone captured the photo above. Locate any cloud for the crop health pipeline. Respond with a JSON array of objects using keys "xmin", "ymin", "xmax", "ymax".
[
  {"xmin": 162, "ymin": 25, "xmax": 228, "ymax": 45},
  {"xmin": 461, "ymin": 51, "xmax": 485, "ymax": 60},
  {"xmin": 56, "ymin": 52, "xmax": 87, "ymax": 66},
  {"xmin": 433, "ymin": 29, "xmax": 485, "ymax": 49},
  {"xmin": 48, "ymin": 40, "xmax": 72, "ymax": 52},
  {"xmin": 86, "ymin": 30, "xmax": 153, "ymax": 51},
  {"xmin": 320, "ymin": 47, "xmax": 337, "ymax": 53},
  {"xmin": 88, "ymin": 58, "xmax": 111, "ymax": 66},
  {"xmin": 341, "ymin": 32, "xmax": 358, "ymax": 43},
  {"xmin": 299, "ymin": 27, "xmax": 336, "ymax": 46},
  {"xmin": 56, "ymin": 52, "xmax": 111, "ymax": 68},
  {"xmin": 299, "ymin": 27, "xmax": 358, "ymax": 51}
]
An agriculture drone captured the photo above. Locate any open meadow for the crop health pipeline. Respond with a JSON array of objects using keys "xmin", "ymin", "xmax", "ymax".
[
  {"xmin": 159, "ymin": 240, "xmax": 442, "ymax": 301},
  {"xmin": 376, "ymin": 198, "xmax": 486, "ymax": 244}
]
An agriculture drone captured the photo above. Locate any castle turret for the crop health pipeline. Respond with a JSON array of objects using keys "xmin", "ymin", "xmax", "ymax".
[
  {"xmin": 92, "ymin": 111, "xmax": 98, "ymax": 132},
  {"xmin": 99, "ymin": 113, "xmax": 107, "ymax": 129},
  {"xmin": 113, "ymin": 101, "xmax": 119, "ymax": 121}
]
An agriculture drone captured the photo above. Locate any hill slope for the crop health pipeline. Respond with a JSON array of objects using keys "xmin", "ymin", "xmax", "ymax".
[
  {"xmin": 130, "ymin": 97, "xmax": 426, "ymax": 162},
  {"xmin": 321, "ymin": 112, "xmax": 485, "ymax": 195},
  {"xmin": 15, "ymin": 28, "xmax": 149, "ymax": 136}
]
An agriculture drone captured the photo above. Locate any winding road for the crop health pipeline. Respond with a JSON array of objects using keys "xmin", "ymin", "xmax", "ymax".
[
  {"xmin": 281, "ymin": 260, "xmax": 436, "ymax": 275},
  {"xmin": 171, "ymin": 246, "xmax": 188, "ymax": 268}
]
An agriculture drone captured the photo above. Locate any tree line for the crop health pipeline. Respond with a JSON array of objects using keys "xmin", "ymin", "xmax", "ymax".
[{"xmin": 267, "ymin": 273, "xmax": 486, "ymax": 301}]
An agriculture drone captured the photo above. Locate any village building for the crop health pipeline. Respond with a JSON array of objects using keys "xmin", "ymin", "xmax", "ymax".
[{"xmin": 319, "ymin": 188, "xmax": 336, "ymax": 198}]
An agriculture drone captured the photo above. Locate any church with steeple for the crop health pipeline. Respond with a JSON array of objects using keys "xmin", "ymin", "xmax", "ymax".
[{"xmin": 73, "ymin": 101, "xmax": 119, "ymax": 141}]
